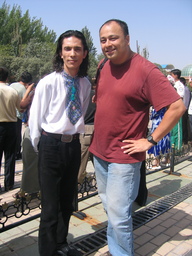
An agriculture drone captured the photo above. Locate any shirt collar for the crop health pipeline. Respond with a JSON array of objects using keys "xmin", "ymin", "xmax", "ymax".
[{"xmin": 62, "ymin": 70, "xmax": 79, "ymax": 81}]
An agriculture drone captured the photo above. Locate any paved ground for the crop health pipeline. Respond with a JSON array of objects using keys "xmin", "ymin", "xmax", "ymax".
[{"xmin": 0, "ymin": 154, "xmax": 192, "ymax": 256}]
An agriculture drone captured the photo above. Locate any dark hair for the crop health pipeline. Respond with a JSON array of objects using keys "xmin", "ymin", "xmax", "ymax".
[
  {"xmin": 0, "ymin": 67, "xmax": 9, "ymax": 82},
  {"xmin": 171, "ymin": 69, "xmax": 181, "ymax": 79},
  {"xmin": 53, "ymin": 30, "xmax": 89, "ymax": 77},
  {"xmin": 20, "ymin": 71, "xmax": 32, "ymax": 83},
  {"xmin": 99, "ymin": 19, "xmax": 129, "ymax": 37},
  {"xmin": 180, "ymin": 77, "xmax": 186, "ymax": 85}
]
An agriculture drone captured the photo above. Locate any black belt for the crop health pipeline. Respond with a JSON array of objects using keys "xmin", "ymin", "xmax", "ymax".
[{"xmin": 42, "ymin": 130, "xmax": 79, "ymax": 143}]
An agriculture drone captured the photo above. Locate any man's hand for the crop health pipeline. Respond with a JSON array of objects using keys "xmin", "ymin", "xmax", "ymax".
[
  {"xmin": 121, "ymin": 138, "xmax": 153, "ymax": 155},
  {"xmin": 92, "ymin": 94, "xmax": 96, "ymax": 103}
]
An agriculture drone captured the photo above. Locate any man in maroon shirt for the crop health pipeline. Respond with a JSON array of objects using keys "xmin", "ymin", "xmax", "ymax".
[{"xmin": 89, "ymin": 19, "xmax": 186, "ymax": 256}]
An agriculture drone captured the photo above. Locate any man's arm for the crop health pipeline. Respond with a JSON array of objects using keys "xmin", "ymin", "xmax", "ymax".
[
  {"xmin": 20, "ymin": 83, "xmax": 35, "ymax": 109},
  {"xmin": 121, "ymin": 98, "xmax": 186, "ymax": 155}
]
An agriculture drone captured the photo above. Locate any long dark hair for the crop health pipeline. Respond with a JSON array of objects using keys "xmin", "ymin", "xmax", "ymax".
[
  {"xmin": 171, "ymin": 69, "xmax": 181, "ymax": 79},
  {"xmin": 53, "ymin": 30, "xmax": 89, "ymax": 77}
]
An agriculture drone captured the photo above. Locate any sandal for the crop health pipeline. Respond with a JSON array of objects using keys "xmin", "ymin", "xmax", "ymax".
[{"xmin": 12, "ymin": 190, "xmax": 26, "ymax": 199}]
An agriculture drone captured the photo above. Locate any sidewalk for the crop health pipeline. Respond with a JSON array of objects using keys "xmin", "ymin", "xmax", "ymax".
[{"xmin": 0, "ymin": 156, "xmax": 192, "ymax": 256}]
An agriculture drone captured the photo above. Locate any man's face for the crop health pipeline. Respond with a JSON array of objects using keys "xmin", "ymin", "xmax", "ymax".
[
  {"xmin": 100, "ymin": 21, "xmax": 129, "ymax": 65},
  {"xmin": 170, "ymin": 73, "xmax": 178, "ymax": 81},
  {"xmin": 60, "ymin": 36, "xmax": 87, "ymax": 76}
]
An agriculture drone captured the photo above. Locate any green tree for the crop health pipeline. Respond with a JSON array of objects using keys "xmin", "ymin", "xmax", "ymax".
[
  {"xmin": 81, "ymin": 26, "xmax": 97, "ymax": 56},
  {"xmin": 0, "ymin": 1, "xmax": 56, "ymax": 81},
  {"xmin": 0, "ymin": 1, "xmax": 56, "ymax": 57},
  {"xmin": 97, "ymin": 53, "xmax": 105, "ymax": 62},
  {"xmin": 154, "ymin": 63, "xmax": 162, "ymax": 69},
  {"xmin": 0, "ymin": 2, "xmax": 101, "ymax": 82},
  {"xmin": 81, "ymin": 26, "xmax": 98, "ymax": 79},
  {"xmin": 23, "ymin": 38, "xmax": 55, "ymax": 59},
  {"xmin": 166, "ymin": 64, "xmax": 174, "ymax": 70}
]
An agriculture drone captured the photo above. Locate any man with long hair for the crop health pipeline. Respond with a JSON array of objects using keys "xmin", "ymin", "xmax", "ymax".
[{"xmin": 29, "ymin": 30, "xmax": 91, "ymax": 256}]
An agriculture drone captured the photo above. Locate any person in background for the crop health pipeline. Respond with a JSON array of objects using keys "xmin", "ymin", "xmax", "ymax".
[
  {"xmin": 0, "ymin": 67, "xmax": 21, "ymax": 192},
  {"xmin": 170, "ymin": 69, "xmax": 185, "ymax": 150},
  {"xmin": 171, "ymin": 69, "xmax": 184, "ymax": 99},
  {"xmin": 78, "ymin": 84, "xmax": 96, "ymax": 184},
  {"xmin": 28, "ymin": 30, "xmax": 91, "ymax": 256},
  {"xmin": 188, "ymin": 79, "xmax": 192, "ymax": 141},
  {"xmin": 89, "ymin": 19, "xmax": 186, "ymax": 256},
  {"xmin": 148, "ymin": 74, "xmax": 177, "ymax": 168},
  {"xmin": 180, "ymin": 77, "xmax": 191, "ymax": 145},
  {"xmin": 12, "ymin": 83, "xmax": 40, "ymax": 199},
  {"xmin": 148, "ymin": 107, "xmax": 171, "ymax": 169},
  {"xmin": 10, "ymin": 71, "xmax": 33, "ymax": 160}
]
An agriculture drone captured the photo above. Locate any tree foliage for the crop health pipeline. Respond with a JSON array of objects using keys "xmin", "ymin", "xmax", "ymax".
[
  {"xmin": 0, "ymin": 1, "xmax": 56, "ymax": 82},
  {"xmin": 0, "ymin": 1, "xmax": 56, "ymax": 47},
  {"xmin": 0, "ymin": 1, "xmax": 56, "ymax": 59},
  {"xmin": 81, "ymin": 26, "xmax": 97, "ymax": 56},
  {"xmin": 81, "ymin": 26, "xmax": 98, "ymax": 79},
  {"xmin": 0, "ymin": 2, "xmax": 99, "ymax": 82}
]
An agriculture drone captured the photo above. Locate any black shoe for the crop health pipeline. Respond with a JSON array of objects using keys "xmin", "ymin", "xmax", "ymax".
[
  {"xmin": 15, "ymin": 153, "xmax": 22, "ymax": 160},
  {"xmin": 54, "ymin": 253, "xmax": 67, "ymax": 256},
  {"xmin": 4, "ymin": 185, "xmax": 14, "ymax": 192},
  {"xmin": 57, "ymin": 244, "xmax": 83, "ymax": 256},
  {"xmin": 55, "ymin": 251, "xmax": 67, "ymax": 256}
]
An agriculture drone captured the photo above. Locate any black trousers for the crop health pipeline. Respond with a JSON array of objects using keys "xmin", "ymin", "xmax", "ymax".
[
  {"xmin": 0, "ymin": 122, "xmax": 17, "ymax": 189},
  {"xmin": 15, "ymin": 118, "xmax": 22, "ymax": 157},
  {"xmin": 182, "ymin": 110, "xmax": 189, "ymax": 144},
  {"xmin": 38, "ymin": 134, "xmax": 81, "ymax": 256},
  {"xmin": 135, "ymin": 160, "xmax": 148, "ymax": 206}
]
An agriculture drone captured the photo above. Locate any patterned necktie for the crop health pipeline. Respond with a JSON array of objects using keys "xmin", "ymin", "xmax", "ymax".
[{"xmin": 63, "ymin": 71, "xmax": 82, "ymax": 125}]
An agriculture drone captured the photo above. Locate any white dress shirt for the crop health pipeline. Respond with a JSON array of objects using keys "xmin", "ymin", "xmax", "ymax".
[
  {"xmin": 188, "ymin": 92, "xmax": 192, "ymax": 115},
  {"xmin": 28, "ymin": 71, "xmax": 91, "ymax": 151}
]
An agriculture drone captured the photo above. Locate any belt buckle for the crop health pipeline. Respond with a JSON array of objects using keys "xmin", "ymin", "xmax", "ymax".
[{"xmin": 61, "ymin": 134, "xmax": 73, "ymax": 143}]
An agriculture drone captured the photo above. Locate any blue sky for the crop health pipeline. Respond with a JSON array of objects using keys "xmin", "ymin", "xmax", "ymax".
[{"xmin": 2, "ymin": 0, "xmax": 192, "ymax": 70}]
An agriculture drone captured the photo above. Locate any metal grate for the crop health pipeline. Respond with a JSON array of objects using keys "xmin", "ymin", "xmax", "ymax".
[
  {"xmin": 71, "ymin": 182, "xmax": 192, "ymax": 255},
  {"xmin": 72, "ymin": 228, "xmax": 107, "ymax": 255},
  {"xmin": 132, "ymin": 181, "xmax": 192, "ymax": 229}
]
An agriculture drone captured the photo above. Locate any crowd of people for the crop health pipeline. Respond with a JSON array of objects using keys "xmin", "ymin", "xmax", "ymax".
[
  {"xmin": 148, "ymin": 69, "xmax": 192, "ymax": 170},
  {"xmin": 0, "ymin": 70, "xmax": 34, "ymax": 192},
  {"xmin": 0, "ymin": 18, "xmax": 192, "ymax": 256}
]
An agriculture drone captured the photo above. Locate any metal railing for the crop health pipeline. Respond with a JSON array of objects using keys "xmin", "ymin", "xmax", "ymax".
[{"xmin": 0, "ymin": 142, "xmax": 191, "ymax": 232}]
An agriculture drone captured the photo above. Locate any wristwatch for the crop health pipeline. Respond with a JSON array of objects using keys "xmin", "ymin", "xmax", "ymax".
[{"xmin": 147, "ymin": 135, "xmax": 157, "ymax": 145}]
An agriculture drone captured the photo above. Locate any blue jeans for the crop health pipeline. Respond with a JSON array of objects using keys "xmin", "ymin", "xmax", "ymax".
[{"xmin": 94, "ymin": 156, "xmax": 141, "ymax": 256}]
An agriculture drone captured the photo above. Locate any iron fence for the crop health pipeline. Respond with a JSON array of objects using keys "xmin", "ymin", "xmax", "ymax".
[{"xmin": 0, "ymin": 142, "xmax": 191, "ymax": 232}]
